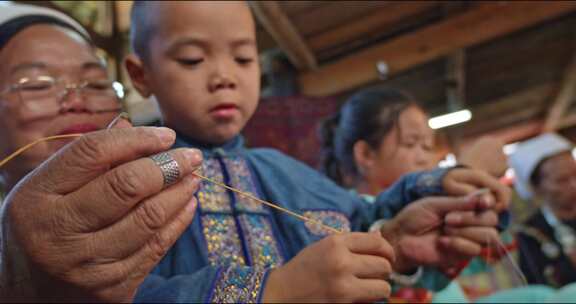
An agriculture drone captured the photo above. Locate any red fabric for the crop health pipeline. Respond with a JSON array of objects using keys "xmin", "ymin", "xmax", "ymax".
[
  {"xmin": 390, "ymin": 288, "xmax": 434, "ymax": 303},
  {"xmin": 243, "ymin": 96, "xmax": 338, "ymax": 167}
]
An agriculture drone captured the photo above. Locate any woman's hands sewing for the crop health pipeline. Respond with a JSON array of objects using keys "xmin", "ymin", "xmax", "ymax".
[{"xmin": 1, "ymin": 126, "xmax": 201, "ymax": 301}]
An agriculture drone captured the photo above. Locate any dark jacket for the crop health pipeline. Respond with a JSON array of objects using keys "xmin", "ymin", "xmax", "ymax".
[{"xmin": 517, "ymin": 209, "xmax": 576, "ymax": 287}]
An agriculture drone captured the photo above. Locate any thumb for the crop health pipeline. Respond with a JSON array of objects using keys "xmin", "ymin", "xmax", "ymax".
[{"xmin": 107, "ymin": 112, "xmax": 133, "ymax": 129}]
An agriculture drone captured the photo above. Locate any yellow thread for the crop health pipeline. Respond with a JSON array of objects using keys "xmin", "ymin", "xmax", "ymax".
[
  {"xmin": 0, "ymin": 134, "xmax": 83, "ymax": 169},
  {"xmin": 192, "ymin": 172, "xmax": 342, "ymax": 234},
  {"xmin": 0, "ymin": 134, "xmax": 342, "ymax": 234}
]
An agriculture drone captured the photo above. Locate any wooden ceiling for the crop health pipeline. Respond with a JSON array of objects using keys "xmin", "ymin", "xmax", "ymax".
[{"xmin": 250, "ymin": 1, "xmax": 576, "ymax": 147}]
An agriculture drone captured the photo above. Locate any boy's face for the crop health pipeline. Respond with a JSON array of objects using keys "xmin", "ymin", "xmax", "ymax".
[{"xmin": 129, "ymin": 1, "xmax": 260, "ymax": 144}]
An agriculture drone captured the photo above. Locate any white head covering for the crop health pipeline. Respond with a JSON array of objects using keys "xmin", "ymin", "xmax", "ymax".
[
  {"xmin": 0, "ymin": 2, "xmax": 89, "ymax": 49},
  {"xmin": 509, "ymin": 133, "xmax": 573, "ymax": 199}
]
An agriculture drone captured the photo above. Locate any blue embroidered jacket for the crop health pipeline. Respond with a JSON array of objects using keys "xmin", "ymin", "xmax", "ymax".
[{"xmin": 135, "ymin": 135, "xmax": 449, "ymax": 302}]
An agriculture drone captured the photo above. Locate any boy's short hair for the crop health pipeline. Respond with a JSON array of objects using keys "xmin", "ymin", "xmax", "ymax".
[{"xmin": 130, "ymin": 1, "xmax": 154, "ymax": 61}]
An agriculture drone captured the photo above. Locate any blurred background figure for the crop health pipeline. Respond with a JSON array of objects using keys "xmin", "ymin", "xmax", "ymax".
[
  {"xmin": 320, "ymin": 87, "xmax": 435, "ymax": 195},
  {"xmin": 510, "ymin": 133, "xmax": 576, "ymax": 288}
]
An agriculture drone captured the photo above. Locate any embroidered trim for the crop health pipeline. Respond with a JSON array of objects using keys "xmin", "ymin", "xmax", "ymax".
[
  {"xmin": 198, "ymin": 158, "xmax": 231, "ymax": 212},
  {"xmin": 302, "ymin": 210, "xmax": 351, "ymax": 237},
  {"xmin": 202, "ymin": 214, "xmax": 246, "ymax": 266},
  {"xmin": 210, "ymin": 266, "xmax": 268, "ymax": 303},
  {"xmin": 199, "ymin": 155, "xmax": 282, "ymax": 270},
  {"xmin": 224, "ymin": 156, "xmax": 264, "ymax": 212},
  {"xmin": 238, "ymin": 214, "xmax": 284, "ymax": 268}
]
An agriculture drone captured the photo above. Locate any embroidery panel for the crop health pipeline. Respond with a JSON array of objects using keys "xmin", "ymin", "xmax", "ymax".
[
  {"xmin": 202, "ymin": 214, "xmax": 246, "ymax": 266},
  {"xmin": 198, "ymin": 158, "xmax": 231, "ymax": 212},
  {"xmin": 200, "ymin": 155, "xmax": 282, "ymax": 273},
  {"xmin": 224, "ymin": 156, "xmax": 264, "ymax": 212},
  {"xmin": 303, "ymin": 210, "xmax": 351, "ymax": 237},
  {"xmin": 210, "ymin": 267, "xmax": 268, "ymax": 303},
  {"xmin": 238, "ymin": 214, "xmax": 284, "ymax": 268}
]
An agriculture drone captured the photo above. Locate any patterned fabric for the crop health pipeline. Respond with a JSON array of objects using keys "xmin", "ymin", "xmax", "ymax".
[
  {"xmin": 197, "ymin": 158, "xmax": 231, "ymax": 213},
  {"xmin": 243, "ymin": 95, "xmax": 338, "ymax": 167},
  {"xmin": 224, "ymin": 156, "xmax": 265, "ymax": 213},
  {"xmin": 197, "ymin": 153, "xmax": 283, "ymax": 270},
  {"xmin": 238, "ymin": 214, "xmax": 284, "ymax": 268},
  {"xmin": 201, "ymin": 214, "xmax": 246, "ymax": 266},
  {"xmin": 210, "ymin": 267, "xmax": 269, "ymax": 303},
  {"xmin": 302, "ymin": 210, "xmax": 351, "ymax": 237}
]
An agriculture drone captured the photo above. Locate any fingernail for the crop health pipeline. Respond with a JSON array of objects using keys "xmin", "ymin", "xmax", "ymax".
[
  {"xmin": 184, "ymin": 149, "xmax": 202, "ymax": 165},
  {"xmin": 439, "ymin": 237, "xmax": 451, "ymax": 246},
  {"xmin": 445, "ymin": 213, "xmax": 462, "ymax": 225},
  {"xmin": 154, "ymin": 127, "xmax": 176, "ymax": 145},
  {"xmin": 186, "ymin": 197, "xmax": 197, "ymax": 212},
  {"xmin": 482, "ymin": 195, "xmax": 494, "ymax": 208},
  {"xmin": 183, "ymin": 173, "xmax": 197, "ymax": 184},
  {"xmin": 106, "ymin": 112, "xmax": 131, "ymax": 129}
]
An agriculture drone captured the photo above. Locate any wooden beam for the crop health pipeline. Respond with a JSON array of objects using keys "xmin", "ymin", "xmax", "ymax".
[
  {"xmin": 543, "ymin": 47, "xmax": 576, "ymax": 132},
  {"xmin": 459, "ymin": 82, "xmax": 556, "ymax": 137},
  {"xmin": 455, "ymin": 82, "xmax": 576, "ymax": 147},
  {"xmin": 299, "ymin": 1, "xmax": 576, "ymax": 96},
  {"xmin": 459, "ymin": 119, "xmax": 544, "ymax": 150},
  {"xmin": 307, "ymin": 1, "xmax": 437, "ymax": 52},
  {"xmin": 250, "ymin": 1, "xmax": 318, "ymax": 71}
]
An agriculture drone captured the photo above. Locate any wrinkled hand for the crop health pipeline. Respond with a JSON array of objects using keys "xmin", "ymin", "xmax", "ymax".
[
  {"xmin": 443, "ymin": 168, "xmax": 511, "ymax": 212},
  {"xmin": 1, "ymin": 126, "xmax": 202, "ymax": 302},
  {"xmin": 459, "ymin": 136, "xmax": 507, "ymax": 178},
  {"xmin": 380, "ymin": 194, "xmax": 500, "ymax": 274},
  {"xmin": 262, "ymin": 232, "xmax": 394, "ymax": 303}
]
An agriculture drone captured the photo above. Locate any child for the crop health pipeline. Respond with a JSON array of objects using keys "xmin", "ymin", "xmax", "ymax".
[
  {"xmin": 320, "ymin": 87, "xmax": 514, "ymax": 301},
  {"xmin": 125, "ymin": 2, "xmax": 508, "ymax": 302}
]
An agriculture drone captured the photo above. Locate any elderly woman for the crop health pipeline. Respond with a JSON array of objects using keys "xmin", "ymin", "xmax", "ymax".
[
  {"xmin": 0, "ymin": 3, "xmax": 120, "ymax": 194},
  {"xmin": 0, "ymin": 3, "xmax": 202, "ymax": 301}
]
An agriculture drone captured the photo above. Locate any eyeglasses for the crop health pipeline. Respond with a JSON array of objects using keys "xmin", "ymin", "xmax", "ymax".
[{"xmin": 0, "ymin": 75, "xmax": 122, "ymax": 119}]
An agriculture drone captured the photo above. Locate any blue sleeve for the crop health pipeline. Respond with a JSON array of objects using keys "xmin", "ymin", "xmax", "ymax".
[
  {"xmin": 355, "ymin": 168, "xmax": 450, "ymax": 229},
  {"xmin": 135, "ymin": 266, "xmax": 270, "ymax": 303},
  {"xmin": 246, "ymin": 148, "xmax": 451, "ymax": 232}
]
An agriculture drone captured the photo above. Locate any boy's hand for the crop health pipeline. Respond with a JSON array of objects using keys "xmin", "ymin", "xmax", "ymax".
[
  {"xmin": 262, "ymin": 232, "xmax": 394, "ymax": 303},
  {"xmin": 443, "ymin": 168, "xmax": 511, "ymax": 212}
]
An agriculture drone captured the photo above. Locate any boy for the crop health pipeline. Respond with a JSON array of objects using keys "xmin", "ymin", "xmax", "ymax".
[{"xmin": 126, "ymin": 2, "xmax": 508, "ymax": 302}]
